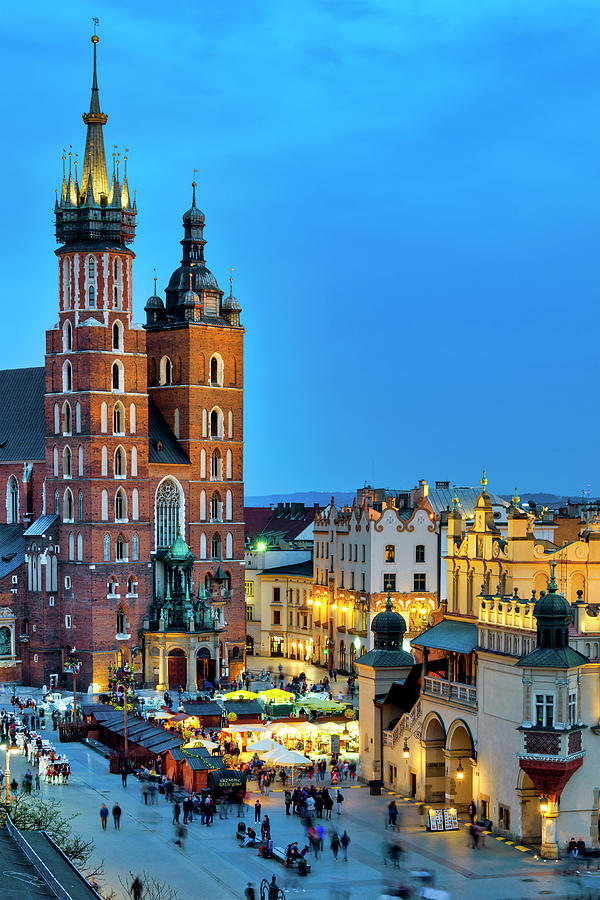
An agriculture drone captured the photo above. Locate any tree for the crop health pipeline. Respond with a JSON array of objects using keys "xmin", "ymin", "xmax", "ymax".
[
  {"xmin": 1, "ymin": 794, "xmax": 98, "ymax": 873},
  {"xmin": 120, "ymin": 871, "xmax": 183, "ymax": 900}
]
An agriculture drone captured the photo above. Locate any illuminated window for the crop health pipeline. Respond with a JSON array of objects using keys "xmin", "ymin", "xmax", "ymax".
[{"xmin": 385, "ymin": 544, "xmax": 395, "ymax": 563}]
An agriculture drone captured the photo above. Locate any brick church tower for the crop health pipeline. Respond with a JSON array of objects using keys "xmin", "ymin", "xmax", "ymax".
[
  {"xmin": 23, "ymin": 30, "xmax": 246, "ymax": 693},
  {"xmin": 47, "ymin": 32, "xmax": 151, "ymax": 688}
]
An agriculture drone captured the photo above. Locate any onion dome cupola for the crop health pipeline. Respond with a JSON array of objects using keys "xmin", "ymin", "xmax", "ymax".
[
  {"xmin": 165, "ymin": 182, "xmax": 222, "ymax": 319},
  {"xmin": 371, "ymin": 593, "xmax": 407, "ymax": 651},
  {"xmin": 145, "ymin": 272, "xmax": 165, "ymax": 325},
  {"xmin": 517, "ymin": 560, "xmax": 588, "ymax": 669},
  {"xmin": 55, "ymin": 31, "xmax": 136, "ymax": 249},
  {"xmin": 222, "ymin": 270, "xmax": 242, "ymax": 326}
]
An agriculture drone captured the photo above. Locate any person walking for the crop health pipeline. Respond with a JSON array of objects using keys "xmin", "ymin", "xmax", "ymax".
[
  {"xmin": 468, "ymin": 799, "xmax": 476, "ymax": 825},
  {"xmin": 388, "ymin": 800, "xmax": 398, "ymax": 828},
  {"xmin": 254, "ymin": 799, "xmax": 261, "ymax": 822},
  {"xmin": 174, "ymin": 822, "xmax": 187, "ymax": 850},
  {"xmin": 324, "ymin": 792, "xmax": 333, "ymax": 819},
  {"xmin": 336, "ymin": 789, "xmax": 344, "ymax": 815},
  {"xmin": 131, "ymin": 876, "xmax": 143, "ymax": 900},
  {"xmin": 341, "ymin": 829, "xmax": 350, "ymax": 861},
  {"xmin": 173, "ymin": 801, "xmax": 181, "ymax": 824},
  {"xmin": 35, "ymin": 773, "xmax": 40, "ymax": 792},
  {"xmin": 100, "ymin": 804, "xmax": 109, "ymax": 831},
  {"xmin": 331, "ymin": 830, "xmax": 340, "ymax": 860},
  {"xmin": 112, "ymin": 802, "xmax": 122, "ymax": 829},
  {"xmin": 261, "ymin": 815, "xmax": 270, "ymax": 842},
  {"xmin": 121, "ymin": 764, "xmax": 128, "ymax": 788},
  {"xmin": 284, "ymin": 789, "xmax": 292, "ymax": 815}
]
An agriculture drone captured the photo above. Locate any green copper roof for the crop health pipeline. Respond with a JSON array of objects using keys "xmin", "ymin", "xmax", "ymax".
[
  {"xmin": 411, "ymin": 619, "xmax": 478, "ymax": 654},
  {"xmin": 355, "ymin": 649, "xmax": 414, "ymax": 669},
  {"xmin": 516, "ymin": 645, "xmax": 588, "ymax": 669},
  {"xmin": 166, "ymin": 532, "xmax": 193, "ymax": 560}
]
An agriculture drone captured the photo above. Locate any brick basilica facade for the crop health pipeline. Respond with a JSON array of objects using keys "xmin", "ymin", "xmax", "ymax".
[{"xmin": 0, "ymin": 35, "xmax": 245, "ymax": 692}]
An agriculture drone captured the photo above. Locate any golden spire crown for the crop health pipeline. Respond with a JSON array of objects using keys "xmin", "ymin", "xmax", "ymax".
[{"xmin": 480, "ymin": 469, "xmax": 488, "ymax": 492}]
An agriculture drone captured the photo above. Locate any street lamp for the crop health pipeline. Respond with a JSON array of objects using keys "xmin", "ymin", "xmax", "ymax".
[
  {"xmin": 1, "ymin": 743, "xmax": 15, "ymax": 811},
  {"xmin": 403, "ymin": 741, "xmax": 409, "ymax": 759},
  {"xmin": 456, "ymin": 760, "xmax": 464, "ymax": 781},
  {"xmin": 539, "ymin": 794, "xmax": 549, "ymax": 814}
]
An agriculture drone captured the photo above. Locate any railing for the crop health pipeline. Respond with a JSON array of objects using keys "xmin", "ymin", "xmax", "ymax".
[
  {"xmin": 383, "ymin": 700, "xmax": 422, "ymax": 747},
  {"xmin": 519, "ymin": 729, "xmax": 584, "ymax": 762},
  {"xmin": 423, "ymin": 676, "xmax": 477, "ymax": 706},
  {"xmin": 6, "ymin": 814, "xmax": 104, "ymax": 900}
]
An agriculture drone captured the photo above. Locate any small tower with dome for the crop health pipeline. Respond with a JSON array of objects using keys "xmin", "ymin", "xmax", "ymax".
[{"xmin": 356, "ymin": 593, "xmax": 415, "ymax": 783}]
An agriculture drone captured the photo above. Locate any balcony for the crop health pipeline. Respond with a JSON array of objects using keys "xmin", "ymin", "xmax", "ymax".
[
  {"xmin": 518, "ymin": 729, "xmax": 584, "ymax": 763},
  {"xmin": 422, "ymin": 675, "xmax": 477, "ymax": 706}
]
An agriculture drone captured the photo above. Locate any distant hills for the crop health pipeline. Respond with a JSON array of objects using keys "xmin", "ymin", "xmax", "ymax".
[{"xmin": 245, "ymin": 490, "xmax": 594, "ymax": 509}]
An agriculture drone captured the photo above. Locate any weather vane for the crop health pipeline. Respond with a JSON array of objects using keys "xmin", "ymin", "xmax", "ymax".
[{"xmin": 93, "ymin": 17, "xmax": 99, "ymax": 35}]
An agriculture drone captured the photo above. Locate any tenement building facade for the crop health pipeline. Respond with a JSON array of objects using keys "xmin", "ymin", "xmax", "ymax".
[
  {"xmin": 0, "ymin": 35, "xmax": 245, "ymax": 692},
  {"xmin": 358, "ymin": 477, "xmax": 600, "ymax": 858}
]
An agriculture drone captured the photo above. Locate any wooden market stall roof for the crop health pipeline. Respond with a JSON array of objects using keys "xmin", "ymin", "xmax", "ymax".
[{"xmin": 84, "ymin": 705, "xmax": 183, "ymax": 754}]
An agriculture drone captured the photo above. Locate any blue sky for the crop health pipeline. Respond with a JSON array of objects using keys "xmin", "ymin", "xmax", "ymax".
[{"xmin": 1, "ymin": 1, "xmax": 599, "ymax": 496}]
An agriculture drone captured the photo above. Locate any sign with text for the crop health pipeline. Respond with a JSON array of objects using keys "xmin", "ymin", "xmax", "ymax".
[{"xmin": 427, "ymin": 808, "xmax": 459, "ymax": 831}]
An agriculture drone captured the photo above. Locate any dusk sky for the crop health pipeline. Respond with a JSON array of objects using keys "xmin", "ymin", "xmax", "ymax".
[{"xmin": 2, "ymin": 2, "xmax": 599, "ymax": 497}]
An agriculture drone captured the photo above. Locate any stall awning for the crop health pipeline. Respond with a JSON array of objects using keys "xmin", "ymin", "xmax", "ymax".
[{"xmin": 411, "ymin": 620, "xmax": 478, "ymax": 654}]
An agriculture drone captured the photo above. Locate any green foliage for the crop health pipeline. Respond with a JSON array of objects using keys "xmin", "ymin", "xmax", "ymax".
[{"xmin": 120, "ymin": 871, "xmax": 183, "ymax": 900}]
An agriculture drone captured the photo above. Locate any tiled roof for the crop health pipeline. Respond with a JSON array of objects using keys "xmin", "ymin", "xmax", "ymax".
[
  {"xmin": 148, "ymin": 399, "xmax": 190, "ymax": 466},
  {"xmin": 0, "ymin": 525, "xmax": 25, "ymax": 579},
  {"xmin": 182, "ymin": 701, "xmax": 223, "ymax": 717},
  {"xmin": 427, "ymin": 486, "xmax": 508, "ymax": 518},
  {"xmin": 0, "ymin": 367, "xmax": 45, "ymax": 462},
  {"xmin": 223, "ymin": 700, "xmax": 264, "ymax": 716},
  {"xmin": 244, "ymin": 505, "xmax": 318, "ymax": 544},
  {"xmin": 23, "ymin": 514, "xmax": 59, "ymax": 537},
  {"xmin": 260, "ymin": 560, "xmax": 313, "ymax": 578}
]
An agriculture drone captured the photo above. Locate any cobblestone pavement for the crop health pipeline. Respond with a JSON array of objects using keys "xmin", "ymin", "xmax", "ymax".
[{"xmin": 0, "ymin": 722, "xmax": 573, "ymax": 900}]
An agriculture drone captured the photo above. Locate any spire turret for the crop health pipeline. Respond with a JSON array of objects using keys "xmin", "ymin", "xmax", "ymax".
[
  {"xmin": 80, "ymin": 34, "xmax": 109, "ymax": 204},
  {"xmin": 55, "ymin": 29, "xmax": 136, "ymax": 248}
]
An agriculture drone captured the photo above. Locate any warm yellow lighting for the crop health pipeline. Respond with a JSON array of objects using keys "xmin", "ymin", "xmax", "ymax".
[
  {"xmin": 429, "ymin": 808, "xmax": 436, "ymax": 817},
  {"xmin": 539, "ymin": 795, "xmax": 549, "ymax": 814},
  {"xmin": 402, "ymin": 740, "xmax": 409, "ymax": 759},
  {"xmin": 308, "ymin": 598, "xmax": 313, "ymax": 605},
  {"xmin": 315, "ymin": 601, "xmax": 321, "ymax": 608},
  {"xmin": 331, "ymin": 603, "xmax": 337, "ymax": 611},
  {"xmin": 342, "ymin": 606, "xmax": 348, "ymax": 612},
  {"xmin": 456, "ymin": 761, "xmax": 464, "ymax": 780},
  {"xmin": 420, "ymin": 607, "xmax": 427, "ymax": 615}
]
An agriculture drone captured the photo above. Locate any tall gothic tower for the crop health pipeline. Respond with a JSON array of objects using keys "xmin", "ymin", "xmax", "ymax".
[
  {"xmin": 46, "ymin": 34, "xmax": 150, "ymax": 689},
  {"xmin": 143, "ymin": 185, "xmax": 246, "ymax": 685}
]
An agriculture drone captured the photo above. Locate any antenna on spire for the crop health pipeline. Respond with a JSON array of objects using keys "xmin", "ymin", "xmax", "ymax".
[
  {"xmin": 92, "ymin": 16, "xmax": 99, "ymax": 36},
  {"xmin": 68, "ymin": 146, "xmax": 73, "ymax": 175},
  {"xmin": 192, "ymin": 169, "xmax": 198, "ymax": 205},
  {"xmin": 153, "ymin": 267, "xmax": 157, "ymax": 295},
  {"xmin": 124, "ymin": 149, "xmax": 129, "ymax": 178}
]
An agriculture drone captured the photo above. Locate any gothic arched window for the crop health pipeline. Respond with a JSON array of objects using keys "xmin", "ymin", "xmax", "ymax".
[
  {"xmin": 112, "ymin": 360, "xmax": 124, "ymax": 392},
  {"xmin": 132, "ymin": 532, "xmax": 139, "ymax": 561},
  {"xmin": 160, "ymin": 356, "xmax": 172, "ymax": 386},
  {"xmin": 115, "ymin": 488, "xmax": 127, "ymax": 521},
  {"xmin": 64, "ymin": 488, "xmax": 74, "ymax": 521},
  {"xmin": 7, "ymin": 476, "xmax": 18, "ymax": 524},
  {"xmin": 103, "ymin": 534, "xmax": 111, "ymax": 561},
  {"xmin": 88, "ymin": 256, "xmax": 96, "ymax": 279},
  {"xmin": 113, "ymin": 321, "xmax": 123, "ymax": 351},
  {"xmin": 155, "ymin": 478, "xmax": 182, "ymax": 549},
  {"xmin": 62, "ymin": 401, "xmax": 72, "ymax": 435},
  {"xmin": 113, "ymin": 403, "xmax": 124, "ymax": 435},
  {"xmin": 88, "ymin": 285, "xmax": 95, "ymax": 307},
  {"xmin": 78, "ymin": 489, "xmax": 84, "ymax": 522}
]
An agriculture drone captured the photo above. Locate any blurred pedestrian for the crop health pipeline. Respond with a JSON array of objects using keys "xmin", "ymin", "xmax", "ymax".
[
  {"xmin": 468, "ymin": 799, "xmax": 476, "ymax": 824},
  {"xmin": 341, "ymin": 829, "xmax": 350, "ymax": 861},
  {"xmin": 100, "ymin": 804, "xmax": 109, "ymax": 831},
  {"xmin": 331, "ymin": 831, "xmax": 340, "ymax": 859},
  {"xmin": 173, "ymin": 801, "xmax": 181, "ymax": 824},
  {"xmin": 174, "ymin": 822, "xmax": 187, "ymax": 850},
  {"xmin": 131, "ymin": 877, "xmax": 143, "ymax": 900}
]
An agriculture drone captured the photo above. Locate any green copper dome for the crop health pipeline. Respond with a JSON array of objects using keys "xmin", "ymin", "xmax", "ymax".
[
  {"xmin": 533, "ymin": 562, "xmax": 571, "ymax": 619},
  {"xmin": 166, "ymin": 532, "xmax": 193, "ymax": 561}
]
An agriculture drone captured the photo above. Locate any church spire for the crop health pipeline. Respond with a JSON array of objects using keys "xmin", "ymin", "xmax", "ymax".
[{"xmin": 80, "ymin": 32, "xmax": 109, "ymax": 204}]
